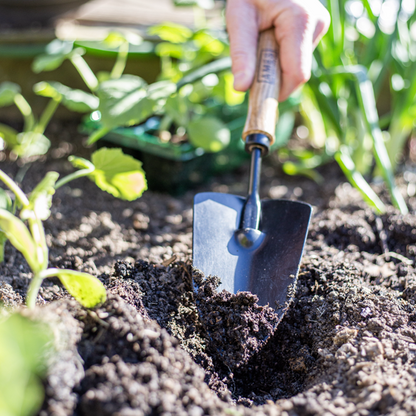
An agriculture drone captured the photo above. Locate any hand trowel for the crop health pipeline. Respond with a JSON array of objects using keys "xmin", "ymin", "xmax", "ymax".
[{"xmin": 192, "ymin": 28, "xmax": 312, "ymax": 325}]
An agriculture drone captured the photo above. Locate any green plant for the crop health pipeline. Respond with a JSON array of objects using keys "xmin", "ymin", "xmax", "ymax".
[
  {"xmin": 0, "ymin": 313, "xmax": 52, "ymax": 416},
  {"xmin": 32, "ymin": 27, "xmax": 247, "ymax": 153},
  {"xmin": 285, "ymin": 0, "xmax": 412, "ymax": 214},
  {"xmin": 0, "ymin": 147, "xmax": 146, "ymax": 309},
  {"xmin": 0, "ymin": 81, "xmax": 98, "ymax": 158}
]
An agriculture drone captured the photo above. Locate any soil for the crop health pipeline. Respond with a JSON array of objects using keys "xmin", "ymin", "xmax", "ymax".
[{"xmin": 2, "ymin": 120, "xmax": 416, "ymax": 415}]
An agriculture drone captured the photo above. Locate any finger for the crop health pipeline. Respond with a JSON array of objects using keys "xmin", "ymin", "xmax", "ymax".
[
  {"xmin": 226, "ymin": 0, "xmax": 259, "ymax": 91},
  {"xmin": 274, "ymin": 10, "xmax": 314, "ymax": 101},
  {"xmin": 312, "ymin": 5, "xmax": 331, "ymax": 48}
]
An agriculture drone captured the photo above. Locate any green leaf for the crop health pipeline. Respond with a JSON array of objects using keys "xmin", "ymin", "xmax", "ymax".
[
  {"xmin": 335, "ymin": 147, "xmax": 386, "ymax": 214},
  {"xmin": 0, "ymin": 82, "xmax": 20, "ymax": 107},
  {"xmin": 148, "ymin": 23, "xmax": 192, "ymax": 43},
  {"xmin": 96, "ymin": 75, "xmax": 151, "ymax": 129},
  {"xmin": 165, "ymin": 94, "xmax": 191, "ymax": 127},
  {"xmin": 25, "ymin": 172, "xmax": 59, "ymax": 221},
  {"xmin": 213, "ymin": 72, "xmax": 245, "ymax": 106},
  {"xmin": 0, "ymin": 188, "xmax": 12, "ymax": 263},
  {"xmin": 13, "ymin": 132, "xmax": 50, "ymax": 158},
  {"xmin": 34, "ymin": 81, "xmax": 99, "ymax": 112},
  {"xmin": 31, "ymin": 40, "xmax": 74, "ymax": 73},
  {"xmin": 0, "ymin": 208, "xmax": 40, "ymax": 273},
  {"xmin": 68, "ymin": 155, "xmax": 95, "ymax": 171},
  {"xmin": 187, "ymin": 116, "xmax": 230, "ymax": 152},
  {"xmin": 89, "ymin": 148, "xmax": 147, "ymax": 200},
  {"xmin": 53, "ymin": 269, "xmax": 107, "ymax": 308},
  {"xmin": 146, "ymin": 80, "xmax": 177, "ymax": 101},
  {"xmin": 0, "ymin": 123, "xmax": 19, "ymax": 149},
  {"xmin": 0, "ymin": 314, "xmax": 51, "ymax": 416},
  {"xmin": 0, "ymin": 188, "xmax": 12, "ymax": 211}
]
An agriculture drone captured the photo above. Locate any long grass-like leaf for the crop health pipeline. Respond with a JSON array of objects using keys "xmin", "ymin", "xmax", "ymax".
[
  {"xmin": 331, "ymin": 66, "xmax": 408, "ymax": 213},
  {"xmin": 335, "ymin": 147, "xmax": 386, "ymax": 214}
]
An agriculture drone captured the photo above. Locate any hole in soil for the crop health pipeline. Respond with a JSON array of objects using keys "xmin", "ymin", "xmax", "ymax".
[{"xmin": 107, "ymin": 260, "xmax": 319, "ymax": 406}]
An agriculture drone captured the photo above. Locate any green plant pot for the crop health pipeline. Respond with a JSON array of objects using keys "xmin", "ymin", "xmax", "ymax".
[{"xmin": 81, "ymin": 110, "xmax": 296, "ymax": 195}]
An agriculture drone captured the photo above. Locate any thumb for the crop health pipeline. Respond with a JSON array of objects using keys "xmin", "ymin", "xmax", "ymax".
[{"xmin": 226, "ymin": 0, "xmax": 259, "ymax": 92}]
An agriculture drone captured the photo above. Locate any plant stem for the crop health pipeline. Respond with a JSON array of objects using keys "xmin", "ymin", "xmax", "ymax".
[
  {"xmin": 87, "ymin": 127, "xmax": 110, "ymax": 145},
  {"xmin": 28, "ymin": 216, "xmax": 48, "ymax": 270},
  {"xmin": 13, "ymin": 94, "xmax": 35, "ymax": 133},
  {"xmin": 55, "ymin": 167, "xmax": 95, "ymax": 190},
  {"xmin": 35, "ymin": 98, "xmax": 61, "ymax": 135},
  {"xmin": 0, "ymin": 169, "xmax": 30, "ymax": 207},
  {"xmin": 70, "ymin": 54, "xmax": 99, "ymax": 91},
  {"xmin": 26, "ymin": 272, "xmax": 44, "ymax": 309},
  {"xmin": 111, "ymin": 41, "xmax": 129, "ymax": 79}
]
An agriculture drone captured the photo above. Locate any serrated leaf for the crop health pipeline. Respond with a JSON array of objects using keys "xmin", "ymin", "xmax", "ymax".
[
  {"xmin": 0, "ymin": 82, "xmax": 20, "ymax": 107},
  {"xmin": 148, "ymin": 23, "xmax": 192, "ymax": 43},
  {"xmin": 96, "ymin": 75, "xmax": 154, "ymax": 129},
  {"xmin": 34, "ymin": 81, "xmax": 99, "ymax": 112},
  {"xmin": 13, "ymin": 132, "xmax": 50, "ymax": 158},
  {"xmin": 54, "ymin": 269, "xmax": 106, "ymax": 308},
  {"xmin": 187, "ymin": 116, "xmax": 230, "ymax": 152},
  {"xmin": 0, "ymin": 208, "xmax": 40, "ymax": 272},
  {"xmin": 25, "ymin": 172, "xmax": 59, "ymax": 221},
  {"xmin": 89, "ymin": 148, "xmax": 147, "ymax": 200}
]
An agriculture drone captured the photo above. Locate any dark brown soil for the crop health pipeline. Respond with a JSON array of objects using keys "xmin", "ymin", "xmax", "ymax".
[{"xmin": 2, "ymin": 121, "xmax": 416, "ymax": 415}]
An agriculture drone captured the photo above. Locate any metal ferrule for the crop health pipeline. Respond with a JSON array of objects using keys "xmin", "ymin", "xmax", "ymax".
[{"xmin": 244, "ymin": 133, "xmax": 271, "ymax": 157}]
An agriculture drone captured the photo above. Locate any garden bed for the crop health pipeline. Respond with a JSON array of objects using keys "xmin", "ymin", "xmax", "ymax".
[{"xmin": 2, "ymin": 121, "xmax": 416, "ymax": 416}]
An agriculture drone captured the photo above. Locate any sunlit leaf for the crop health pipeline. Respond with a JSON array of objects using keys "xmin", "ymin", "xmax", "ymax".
[
  {"xmin": 96, "ymin": 75, "xmax": 151, "ymax": 129},
  {"xmin": 148, "ymin": 23, "xmax": 192, "ymax": 43},
  {"xmin": 31, "ymin": 40, "xmax": 75, "ymax": 73},
  {"xmin": 0, "ymin": 188, "xmax": 11, "ymax": 262},
  {"xmin": 0, "ymin": 82, "xmax": 20, "ymax": 107},
  {"xmin": 0, "ymin": 314, "xmax": 51, "ymax": 416},
  {"xmin": 213, "ymin": 72, "xmax": 245, "ymax": 106},
  {"xmin": 34, "ymin": 81, "xmax": 99, "ymax": 112},
  {"xmin": 146, "ymin": 80, "xmax": 177, "ymax": 101},
  {"xmin": 0, "ymin": 188, "xmax": 12, "ymax": 212},
  {"xmin": 165, "ymin": 94, "xmax": 191, "ymax": 127},
  {"xmin": 0, "ymin": 123, "xmax": 19, "ymax": 148},
  {"xmin": 68, "ymin": 155, "xmax": 95, "ymax": 171},
  {"xmin": 336, "ymin": 147, "xmax": 386, "ymax": 214},
  {"xmin": 89, "ymin": 148, "xmax": 147, "ymax": 200},
  {"xmin": 13, "ymin": 132, "xmax": 50, "ymax": 158},
  {"xmin": 53, "ymin": 269, "xmax": 107, "ymax": 308},
  {"xmin": 187, "ymin": 116, "xmax": 230, "ymax": 152},
  {"xmin": 24, "ymin": 172, "xmax": 59, "ymax": 221},
  {"xmin": 0, "ymin": 208, "xmax": 40, "ymax": 272},
  {"xmin": 155, "ymin": 42, "xmax": 186, "ymax": 58}
]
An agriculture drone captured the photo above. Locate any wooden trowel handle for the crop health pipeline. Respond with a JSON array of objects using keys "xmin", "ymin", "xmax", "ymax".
[{"xmin": 242, "ymin": 29, "xmax": 281, "ymax": 146}]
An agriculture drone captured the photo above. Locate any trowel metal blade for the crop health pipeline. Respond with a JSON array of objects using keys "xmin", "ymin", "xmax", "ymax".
[{"xmin": 193, "ymin": 192, "xmax": 312, "ymax": 315}]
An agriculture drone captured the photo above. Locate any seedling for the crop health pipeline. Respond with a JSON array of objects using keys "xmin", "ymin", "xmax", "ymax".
[
  {"xmin": 0, "ymin": 147, "xmax": 147, "ymax": 309},
  {"xmin": 32, "ymin": 27, "xmax": 246, "ymax": 153},
  {"xmin": 0, "ymin": 81, "xmax": 98, "ymax": 158}
]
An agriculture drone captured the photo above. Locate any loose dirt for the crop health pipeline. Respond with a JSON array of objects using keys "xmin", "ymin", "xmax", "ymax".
[{"xmin": 2, "ymin": 122, "xmax": 416, "ymax": 415}]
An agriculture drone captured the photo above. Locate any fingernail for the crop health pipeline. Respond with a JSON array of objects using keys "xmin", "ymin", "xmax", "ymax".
[{"xmin": 233, "ymin": 71, "xmax": 247, "ymax": 91}]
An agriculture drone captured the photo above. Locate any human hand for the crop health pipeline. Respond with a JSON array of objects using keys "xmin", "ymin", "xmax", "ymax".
[{"xmin": 226, "ymin": 0, "xmax": 330, "ymax": 101}]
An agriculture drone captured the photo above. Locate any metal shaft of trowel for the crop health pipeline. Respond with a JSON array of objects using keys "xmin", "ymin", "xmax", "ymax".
[{"xmin": 240, "ymin": 146, "xmax": 262, "ymax": 231}]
